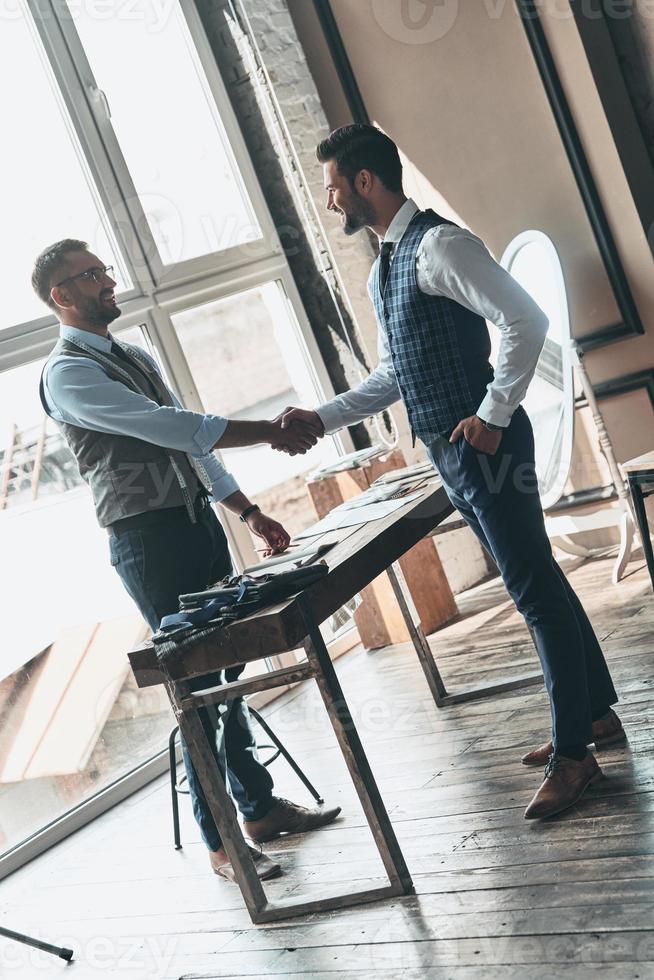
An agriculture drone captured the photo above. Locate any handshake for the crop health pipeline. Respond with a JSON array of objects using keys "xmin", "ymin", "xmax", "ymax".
[{"xmin": 268, "ymin": 407, "xmax": 325, "ymax": 456}]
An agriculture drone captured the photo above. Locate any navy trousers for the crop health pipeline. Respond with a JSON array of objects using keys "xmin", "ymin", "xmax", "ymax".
[
  {"xmin": 428, "ymin": 405, "xmax": 617, "ymax": 751},
  {"xmin": 109, "ymin": 504, "xmax": 274, "ymax": 851}
]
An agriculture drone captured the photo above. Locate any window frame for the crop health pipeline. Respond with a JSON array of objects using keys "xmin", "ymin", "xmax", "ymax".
[
  {"xmin": 47, "ymin": 0, "xmax": 282, "ymax": 288},
  {"xmin": 1, "ymin": 0, "xmax": 354, "ymax": 879}
]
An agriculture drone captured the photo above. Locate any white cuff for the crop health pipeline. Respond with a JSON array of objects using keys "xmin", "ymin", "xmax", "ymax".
[
  {"xmin": 476, "ymin": 392, "xmax": 514, "ymax": 428},
  {"xmin": 193, "ymin": 415, "xmax": 228, "ymax": 455},
  {"xmin": 315, "ymin": 401, "xmax": 346, "ymax": 436}
]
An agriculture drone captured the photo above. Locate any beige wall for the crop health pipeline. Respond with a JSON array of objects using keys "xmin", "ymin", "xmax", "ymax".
[{"xmin": 293, "ymin": 0, "xmax": 654, "ymax": 472}]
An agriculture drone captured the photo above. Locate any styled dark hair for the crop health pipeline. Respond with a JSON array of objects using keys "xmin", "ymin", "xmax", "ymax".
[
  {"xmin": 316, "ymin": 124, "xmax": 403, "ymax": 193},
  {"xmin": 31, "ymin": 238, "xmax": 89, "ymax": 309}
]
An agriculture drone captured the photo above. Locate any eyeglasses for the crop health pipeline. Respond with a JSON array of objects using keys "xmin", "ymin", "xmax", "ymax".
[{"xmin": 55, "ymin": 265, "xmax": 115, "ymax": 287}]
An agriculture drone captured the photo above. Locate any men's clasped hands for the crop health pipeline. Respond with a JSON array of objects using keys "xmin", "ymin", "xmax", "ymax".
[{"xmin": 270, "ymin": 407, "xmax": 326, "ymax": 456}]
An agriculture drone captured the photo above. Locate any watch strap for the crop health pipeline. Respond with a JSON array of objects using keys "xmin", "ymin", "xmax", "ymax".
[{"xmin": 478, "ymin": 416, "xmax": 503, "ymax": 432}]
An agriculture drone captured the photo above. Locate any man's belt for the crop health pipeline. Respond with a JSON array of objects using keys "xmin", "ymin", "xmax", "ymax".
[{"xmin": 107, "ymin": 492, "xmax": 210, "ymax": 536}]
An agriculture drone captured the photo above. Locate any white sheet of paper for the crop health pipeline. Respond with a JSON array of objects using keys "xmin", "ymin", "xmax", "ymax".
[{"xmin": 294, "ymin": 491, "xmax": 425, "ymax": 540}]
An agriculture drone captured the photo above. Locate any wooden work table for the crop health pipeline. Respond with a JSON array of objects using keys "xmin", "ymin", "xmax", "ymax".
[
  {"xmin": 128, "ymin": 478, "xmax": 541, "ymax": 924},
  {"xmin": 129, "ymin": 480, "xmax": 454, "ymax": 688}
]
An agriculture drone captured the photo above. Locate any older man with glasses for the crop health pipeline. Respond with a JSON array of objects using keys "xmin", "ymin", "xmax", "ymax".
[{"xmin": 32, "ymin": 238, "xmax": 341, "ymax": 882}]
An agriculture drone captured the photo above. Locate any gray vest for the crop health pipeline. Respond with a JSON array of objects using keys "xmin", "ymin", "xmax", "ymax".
[
  {"xmin": 371, "ymin": 209, "xmax": 494, "ymax": 445},
  {"xmin": 39, "ymin": 337, "xmax": 211, "ymax": 528}
]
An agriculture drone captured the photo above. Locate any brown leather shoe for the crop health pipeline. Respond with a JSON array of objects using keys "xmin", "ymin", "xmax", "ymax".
[
  {"xmin": 210, "ymin": 844, "xmax": 281, "ymax": 882},
  {"xmin": 524, "ymin": 752, "xmax": 602, "ymax": 820},
  {"xmin": 521, "ymin": 709, "xmax": 625, "ymax": 767},
  {"xmin": 244, "ymin": 797, "xmax": 342, "ymax": 843}
]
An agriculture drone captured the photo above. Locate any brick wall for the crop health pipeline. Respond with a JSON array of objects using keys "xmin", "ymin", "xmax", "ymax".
[{"xmin": 195, "ymin": 0, "xmax": 393, "ymax": 449}]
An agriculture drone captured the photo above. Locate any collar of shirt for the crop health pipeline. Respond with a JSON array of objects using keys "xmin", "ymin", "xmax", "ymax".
[
  {"xmin": 381, "ymin": 198, "xmax": 420, "ymax": 248},
  {"xmin": 60, "ymin": 323, "xmax": 115, "ymax": 353}
]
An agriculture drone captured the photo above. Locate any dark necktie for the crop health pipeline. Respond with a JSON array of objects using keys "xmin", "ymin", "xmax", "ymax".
[{"xmin": 379, "ymin": 240, "xmax": 394, "ymax": 295}]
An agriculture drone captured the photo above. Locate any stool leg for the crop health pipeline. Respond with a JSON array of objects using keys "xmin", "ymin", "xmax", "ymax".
[
  {"xmin": 249, "ymin": 706, "xmax": 324, "ymax": 804},
  {"xmin": 168, "ymin": 726, "xmax": 182, "ymax": 850}
]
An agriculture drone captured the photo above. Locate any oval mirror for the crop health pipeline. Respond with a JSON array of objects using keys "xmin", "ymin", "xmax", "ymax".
[{"xmin": 499, "ymin": 230, "xmax": 575, "ymax": 510}]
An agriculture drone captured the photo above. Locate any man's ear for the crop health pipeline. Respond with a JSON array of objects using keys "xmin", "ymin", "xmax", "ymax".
[
  {"xmin": 356, "ymin": 168, "xmax": 374, "ymax": 196},
  {"xmin": 50, "ymin": 284, "xmax": 72, "ymax": 311}
]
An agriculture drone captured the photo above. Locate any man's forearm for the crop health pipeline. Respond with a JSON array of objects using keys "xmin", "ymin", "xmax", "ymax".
[
  {"xmin": 213, "ymin": 419, "xmax": 276, "ymax": 450},
  {"xmin": 220, "ymin": 489, "xmax": 254, "ymax": 515},
  {"xmin": 213, "ymin": 417, "xmax": 319, "ymax": 456},
  {"xmin": 316, "ymin": 366, "xmax": 401, "ymax": 435}
]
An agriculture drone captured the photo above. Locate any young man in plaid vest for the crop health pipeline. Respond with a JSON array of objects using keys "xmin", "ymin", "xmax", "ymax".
[{"xmin": 282, "ymin": 124, "xmax": 623, "ymax": 820}]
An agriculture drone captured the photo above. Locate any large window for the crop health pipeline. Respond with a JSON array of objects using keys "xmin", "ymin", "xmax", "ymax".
[
  {"xmin": 0, "ymin": 8, "xmax": 130, "ymax": 330},
  {"xmin": 66, "ymin": 0, "xmax": 261, "ymax": 268},
  {"xmin": 0, "ymin": 328, "xmax": 172, "ymax": 857},
  {"xmin": 0, "ymin": 1, "xmax": 346, "ymax": 875}
]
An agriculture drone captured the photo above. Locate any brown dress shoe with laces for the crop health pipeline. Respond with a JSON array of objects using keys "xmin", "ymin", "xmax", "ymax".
[
  {"xmin": 244, "ymin": 797, "xmax": 342, "ymax": 843},
  {"xmin": 521, "ymin": 709, "xmax": 625, "ymax": 767},
  {"xmin": 524, "ymin": 752, "xmax": 602, "ymax": 819}
]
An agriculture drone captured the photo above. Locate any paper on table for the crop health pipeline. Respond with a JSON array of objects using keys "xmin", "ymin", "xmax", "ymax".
[
  {"xmin": 309, "ymin": 445, "xmax": 383, "ymax": 479},
  {"xmin": 294, "ymin": 491, "xmax": 425, "ymax": 540},
  {"xmin": 371, "ymin": 461, "xmax": 434, "ymax": 485},
  {"xmin": 336, "ymin": 478, "xmax": 433, "ymax": 511},
  {"xmin": 243, "ymin": 542, "xmax": 335, "ymax": 575}
]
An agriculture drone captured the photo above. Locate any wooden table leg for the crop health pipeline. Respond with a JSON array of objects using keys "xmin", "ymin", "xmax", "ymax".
[
  {"xmin": 386, "ymin": 561, "xmax": 448, "ymax": 705},
  {"xmin": 386, "ymin": 560, "xmax": 543, "ymax": 707},
  {"xmin": 298, "ymin": 595, "xmax": 414, "ymax": 897},
  {"xmin": 161, "ymin": 656, "xmax": 411, "ymax": 925},
  {"xmin": 165, "ymin": 676, "xmax": 268, "ymax": 922}
]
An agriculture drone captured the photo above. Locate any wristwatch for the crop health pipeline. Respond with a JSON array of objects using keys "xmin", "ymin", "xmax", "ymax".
[
  {"xmin": 239, "ymin": 504, "xmax": 261, "ymax": 523},
  {"xmin": 477, "ymin": 416, "xmax": 503, "ymax": 432}
]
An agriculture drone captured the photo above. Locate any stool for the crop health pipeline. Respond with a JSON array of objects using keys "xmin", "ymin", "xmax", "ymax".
[{"xmin": 168, "ymin": 704, "xmax": 323, "ymax": 849}]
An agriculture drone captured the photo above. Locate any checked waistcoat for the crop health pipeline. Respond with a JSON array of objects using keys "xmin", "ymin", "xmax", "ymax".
[{"xmin": 371, "ymin": 209, "xmax": 494, "ymax": 445}]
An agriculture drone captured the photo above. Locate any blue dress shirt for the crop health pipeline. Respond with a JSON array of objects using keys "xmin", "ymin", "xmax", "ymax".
[{"xmin": 42, "ymin": 324, "xmax": 240, "ymax": 502}]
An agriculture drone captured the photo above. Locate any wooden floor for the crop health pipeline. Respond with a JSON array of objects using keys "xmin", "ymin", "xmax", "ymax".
[{"xmin": 2, "ymin": 554, "xmax": 654, "ymax": 979}]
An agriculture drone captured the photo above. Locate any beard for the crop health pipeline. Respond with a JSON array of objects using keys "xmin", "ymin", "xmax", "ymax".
[
  {"xmin": 340, "ymin": 192, "xmax": 376, "ymax": 236},
  {"xmin": 74, "ymin": 290, "xmax": 121, "ymax": 327}
]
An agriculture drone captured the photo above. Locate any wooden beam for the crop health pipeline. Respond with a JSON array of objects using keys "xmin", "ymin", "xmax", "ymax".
[{"xmin": 569, "ymin": 0, "xmax": 654, "ymax": 258}]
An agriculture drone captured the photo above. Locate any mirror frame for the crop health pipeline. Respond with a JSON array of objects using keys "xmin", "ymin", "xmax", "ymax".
[{"xmin": 500, "ymin": 229, "xmax": 575, "ymax": 511}]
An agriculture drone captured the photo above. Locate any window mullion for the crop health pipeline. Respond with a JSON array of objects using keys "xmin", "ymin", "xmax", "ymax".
[{"xmin": 179, "ymin": 0, "xmax": 282, "ymax": 258}]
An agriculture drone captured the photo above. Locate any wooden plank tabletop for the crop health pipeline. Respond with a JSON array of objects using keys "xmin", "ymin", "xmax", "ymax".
[
  {"xmin": 128, "ymin": 480, "xmax": 453, "ymax": 687},
  {"xmin": 623, "ymin": 450, "xmax": 654, "ymax": 474}
]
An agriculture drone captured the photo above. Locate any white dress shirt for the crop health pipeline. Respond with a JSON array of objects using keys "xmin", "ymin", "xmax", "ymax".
[
  {"xmin": 317, "ymin": 198, "xmax": 549, "ymax": 434},
  {"xmin": 42, "ymin": 324, "xmax": 240, "ymax": 502}
]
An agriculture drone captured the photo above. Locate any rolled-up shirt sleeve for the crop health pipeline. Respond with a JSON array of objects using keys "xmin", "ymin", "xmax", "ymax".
[
  {"xmin": 416, "ymin": 226, "xmax": 550, "ymax": 427},
  {"xmin": 163, "ymin": 378, "xmax": 240, "ymax": 502},
  {"xmin": 46, "ymin": 358, "xmax": 227, "ymax": 454}
]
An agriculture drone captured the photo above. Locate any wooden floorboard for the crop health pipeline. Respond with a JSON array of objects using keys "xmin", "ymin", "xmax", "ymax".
[{"xmin": 1, "ymin": 555, "xmax": 653, "ymax": 978}]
